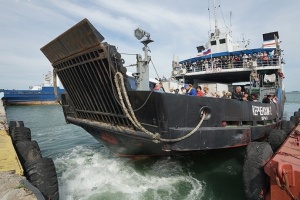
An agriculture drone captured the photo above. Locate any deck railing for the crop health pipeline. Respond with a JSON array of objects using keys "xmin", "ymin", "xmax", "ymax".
[{"xmin": 175, "ymin": 58, "xmax": 281, "ymax": 74}]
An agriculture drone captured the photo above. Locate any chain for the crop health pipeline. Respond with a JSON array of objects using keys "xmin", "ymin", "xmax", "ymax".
[{"xmin": 275, "ymin": 171, "xmax": 298, "ymax": 200}]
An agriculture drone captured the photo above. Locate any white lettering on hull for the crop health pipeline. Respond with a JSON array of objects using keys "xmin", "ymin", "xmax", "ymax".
[{"xmin": 252, "ymin": 105, "xmax": 272, "ymax": 116}]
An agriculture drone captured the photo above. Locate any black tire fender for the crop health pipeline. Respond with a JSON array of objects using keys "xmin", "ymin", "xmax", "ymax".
[
  {"xmin": 290, "ymin": 116, "xmax": 299, "ymax": 126},
  {"xmin": 243, "ymin": 142, "xmax": 273, "ymax": 200},
  {"xmin": 281, "ymin": 120, "xmax": 294, "ymax": 135},
  {"xmin": 10, "ymin": 127, "xmax": 31, "ymax": 143},
  {"xmin": 267, "ymin": 129, "xmax": 287, "ymax": 152},
  {"xmin": 8, "ymin": 121, "xmax": 24, "ymax": 134},
  {"xmin": 25, "ymin": 158, "xmax": 59, "ymax": 200},
  {"xmin": 16, "ymin": 140, "xmax": 42, "ymax": 165}
]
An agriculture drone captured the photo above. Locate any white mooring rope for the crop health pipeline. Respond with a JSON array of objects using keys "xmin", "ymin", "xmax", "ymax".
[{"xmin": 114, "ymin": 72, "xmax": 206, "ymax": 143}]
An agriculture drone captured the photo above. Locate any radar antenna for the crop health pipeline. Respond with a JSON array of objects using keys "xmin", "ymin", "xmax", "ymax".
[{"xmin": 238, "ymin": 33, "xmax": 250, "ymax": 49}]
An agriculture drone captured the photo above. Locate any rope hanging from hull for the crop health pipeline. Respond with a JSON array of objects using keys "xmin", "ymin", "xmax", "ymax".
[{"xmin": 114, "ymin": 72, "xmax": 206, "ymax": 143}]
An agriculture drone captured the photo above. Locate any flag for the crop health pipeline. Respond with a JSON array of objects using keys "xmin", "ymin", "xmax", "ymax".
[
  {"xmin": 203, "ymin": 49, "xmax": 211, "ymax": 55},
  {"xmin": 197, "ymin": 48, "xmax": 211, "ymax": 57},
  {"xmin": 263, "ymin": 40, "xmax": 276, "ymax": 48}
]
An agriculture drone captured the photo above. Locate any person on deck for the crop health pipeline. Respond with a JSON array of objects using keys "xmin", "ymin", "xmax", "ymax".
[
  {"xmin": 262, "ymin": 95, "xmax": 271, "ymax": 103},
  {"xmin": 180, "ymin": 86, "xmax": 185, "ymax": 94},
  {"xmin": 249, "ymin": 93, "xmax": 258, "ymax": 102},
  {"xmin": 196, "ymin": 86, "xmax": 204, "ymax": 97},
  {"xmin": 272, "ymin": 95, "xmax": 278, "ymax": 103},
  {"xmin": 242, "ymin": 54, "xmax": 249, "ymax": 68},
  {"xmin": 222, "ymin": 90, "xmax": 227, "ymax": 98},
  {"xmin": 203, "ymin": 86, "xmax": 212, "ymax": 97},
  {"xmin": 242, "ymin": 93, "xmax": 249, "ymax": 101},
  {"xmin": 226, "ymin": 92, "xmax": 232, "ymax": 99},
  {"xmin": 185, "ymin": 84, "xmax": 197, "ymax": 96},
  {"xmin": 232, "ymin": 86, "xmax": 243, "ymax": 100},
  {"xmin": 262, "ymin": 51, "xmax": 268, "ymax": 66},
  {"xmin": 153, "ymin": 83, "xmax": 164, "ymax": 93},
  {"xmin": 169, "ymin": 87, "xmax": 175, "ymax": 94}
]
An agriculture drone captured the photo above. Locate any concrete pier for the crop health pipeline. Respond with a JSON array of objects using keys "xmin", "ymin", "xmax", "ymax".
[{"xmin": 0, "ymin": 100, "xmax": 36, "ymax": 200}]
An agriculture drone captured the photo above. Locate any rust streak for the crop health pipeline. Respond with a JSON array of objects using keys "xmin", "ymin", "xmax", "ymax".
[{"xmin": 101, "ymin": 133, "xmax": 118, "ymax": 145}]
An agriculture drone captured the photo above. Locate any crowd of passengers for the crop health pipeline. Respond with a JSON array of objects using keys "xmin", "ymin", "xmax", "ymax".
[
  {"xmin": 154, "ymin": 84, "xmax": 277, "ymax": 103},
  {"xmin": 179, "ymin": 50, "xmax": 282, "ymax": 72}
]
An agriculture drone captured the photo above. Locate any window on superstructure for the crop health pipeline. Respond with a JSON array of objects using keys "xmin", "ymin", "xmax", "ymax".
[
  {"xmin": 219, "ymin": 39, "xmax": 226, "ymax": 44},
  {"xmin": 211, "ymin": 40, "xmax": 217, "ymax": 46}
]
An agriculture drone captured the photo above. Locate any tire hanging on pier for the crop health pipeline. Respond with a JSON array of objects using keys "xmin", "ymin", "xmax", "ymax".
[
  {"xmin": 281, "ymin": 119, "xmax": 294, "ymax": 135},
  {"xmin": 8, "ymin": 122, "xmax": 60, "ymax": 199},
  {"xmin": 15, "ymin": 140, "xmax": 42, "ymax": 166},
  {"xmin": 267, "ymin": 129, "xmax": 287, "ymax": 152},
  {"xmin": 8, "ymin": 120, "xmax": 25, "ymax": 128},
  {"xmin": 10, "ymin": 127, "xmax": 31, "ymax": 143},
  {"xmin": 290, "ymin": 109, "xmax": 300, "ymax": 126},
  {"xmin": 8, "ymin": 120, "xmax": 24, "ymax": 134},
  {"xmin": 243, "ymin": 142, "xmax": 273, "ymax": 200},
  {"xmin": 25, "ymin": 158, "xmax": 59, "ymax": 200}
]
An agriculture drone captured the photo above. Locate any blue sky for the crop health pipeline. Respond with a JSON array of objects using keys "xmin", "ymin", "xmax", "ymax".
[{"xmin": 1, "ymin": 0, "xmax": 299, "ymax": 91}]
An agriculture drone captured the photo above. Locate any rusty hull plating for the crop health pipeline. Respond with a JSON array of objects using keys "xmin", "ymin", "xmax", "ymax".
[{"xmin": 264, "ymin": 122, "xmax": 300, "ymax": 200}]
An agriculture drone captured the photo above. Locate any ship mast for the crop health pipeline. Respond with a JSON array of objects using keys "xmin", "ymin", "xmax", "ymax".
[
  {"xmin": 213, "ymin": 0, "xmax": 220, "ymax": 37},
  {"xmin": 134, "ymin": 28, "xmax": 153, "ymax": 91}
]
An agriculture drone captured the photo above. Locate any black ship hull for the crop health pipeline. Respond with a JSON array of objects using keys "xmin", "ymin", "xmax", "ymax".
[
  {"xmin": 41, "ymin": 19, "xmax": 285, "ymax": 157},
  {"xmin": 61, "ymin": 90, "xmax": 283, "ymax": 157}
]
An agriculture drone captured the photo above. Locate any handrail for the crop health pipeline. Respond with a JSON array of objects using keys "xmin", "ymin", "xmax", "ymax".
[{"xmin": 174, "ymin": 59, "xmax": 281, "ymax": 74}]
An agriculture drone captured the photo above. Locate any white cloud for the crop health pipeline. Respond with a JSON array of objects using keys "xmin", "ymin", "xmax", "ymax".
[{"xmin": 0, "ymin": 0, "xmax": 299, "ymax": 91}]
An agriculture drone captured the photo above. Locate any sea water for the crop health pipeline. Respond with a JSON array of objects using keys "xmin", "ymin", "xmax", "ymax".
[{"xmin": 6, "ymin": 92, "xmax": 300, "ymax": 200}]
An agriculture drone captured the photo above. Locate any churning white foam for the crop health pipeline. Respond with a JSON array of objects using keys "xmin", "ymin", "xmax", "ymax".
[{"xmin": 55, "ymin": 146, "xmax": 205, "ymax": 200}]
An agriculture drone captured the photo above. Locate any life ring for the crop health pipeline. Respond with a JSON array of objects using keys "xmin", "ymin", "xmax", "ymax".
[{"xmin": 216, "ymin": 67, "xmax": 221, "ymax": 72}]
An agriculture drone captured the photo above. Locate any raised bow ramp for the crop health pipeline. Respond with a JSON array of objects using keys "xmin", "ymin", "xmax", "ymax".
[{"xmin": 41, "ymin": 19, "xmax": 133, "ymax": 128}]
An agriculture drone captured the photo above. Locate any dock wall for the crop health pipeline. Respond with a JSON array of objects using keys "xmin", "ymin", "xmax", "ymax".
[{"xmin": 0, "ymin": 100, "xmax": 36, "ymax": 200}]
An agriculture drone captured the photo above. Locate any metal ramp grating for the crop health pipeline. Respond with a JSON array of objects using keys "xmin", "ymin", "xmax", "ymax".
[{"xmin": 41, "ymin": 19, "xmax": 131, "ymax": 127}]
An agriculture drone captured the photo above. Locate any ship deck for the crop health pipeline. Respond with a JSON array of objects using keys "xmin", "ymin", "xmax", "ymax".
[{"xmin": 175, "ymin": 62, "xmax": 282, "ymax": 84}]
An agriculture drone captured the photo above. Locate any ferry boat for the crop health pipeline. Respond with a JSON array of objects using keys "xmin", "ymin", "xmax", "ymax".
[
  {"xmin": 1, "ymin": 71, "xmax": 64, "ymax": 105},
  {"xmin": 40, "ymin": 8, "xmax": 285, "ymax": 158}
]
